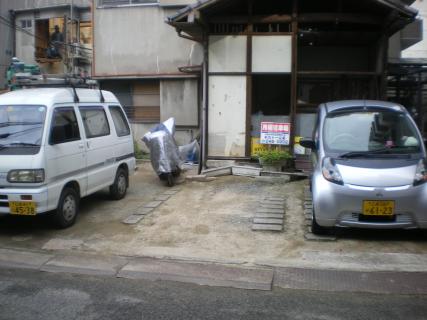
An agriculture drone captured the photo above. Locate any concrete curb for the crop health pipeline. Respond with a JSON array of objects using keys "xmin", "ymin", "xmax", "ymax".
[{"xmin": 1, "ymin": 246, "xmax": 427, "ymax": 294}]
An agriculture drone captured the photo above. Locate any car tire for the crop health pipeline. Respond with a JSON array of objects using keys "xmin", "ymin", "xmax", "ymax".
[
  {"xmin": 110, "ymin": 168, "xmax": 128, "ymax": 200},
  {"xmin": 311, "ymin": 212, "xmax": 331, "ymax": 235},
  {"xmin": 52, "ymin": 187, "xmax": 79, "ymax": 229}
]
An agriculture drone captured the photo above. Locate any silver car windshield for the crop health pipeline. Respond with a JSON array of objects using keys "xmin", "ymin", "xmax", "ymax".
[
  {"xmin": 323, "ymin": 110, "xmax": 422, "ymax": 156},
  {"xmin": 0, "ymin": 105, "xmax": 47, "ymax": 155}
]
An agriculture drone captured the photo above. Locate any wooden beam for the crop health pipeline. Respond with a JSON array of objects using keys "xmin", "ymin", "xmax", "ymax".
[
  {"xmin": 210, "ymin": 14, "xmax": 292, "ymax": 24},
  {"xmin": 298, "ymin": 13, "xmax": 382, "ymax": 25}
]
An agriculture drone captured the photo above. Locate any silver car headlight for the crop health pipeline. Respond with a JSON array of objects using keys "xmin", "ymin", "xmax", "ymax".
[
  {"xmin": 7, "ymin": 169, "xmax": 45, "ymax": 183},
  {"xmin": 322, "ymin": 157, "xmax": 343, "ymax": 185},
  {"xmin": 414, "ymin": 159, "xmax": 427, "ymax": 186}
]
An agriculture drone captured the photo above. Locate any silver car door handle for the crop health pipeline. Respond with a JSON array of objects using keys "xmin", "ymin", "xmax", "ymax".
[{"xmin": 78, "ymin": 143, "xmax": 84, "ymax": 149}]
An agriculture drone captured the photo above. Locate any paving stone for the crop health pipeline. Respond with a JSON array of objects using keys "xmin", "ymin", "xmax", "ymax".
[
  {"xmin": 304, "ymin": 233, "xmax": 337, "ymax": 242},
  {"xmin": 265, "ymin": 197, "xmax": 285, "ymax": 201},
  {"xmin": 202, "ymin": 166, "xmax": 232, "ymax": 177},
  {"xmin": 252, "ymin": 224, "xmax": 283, "ymax": 231},
  {"xmin": 305, "ymin": 214, "xmax": 312, "ymax": 220},
  {"xmin": 253, "ymin": 218, "xmax": 283, "ymax": 225},
  {"xmin": 155, "ymin": 195, "xmax": 171, "ymax": 201},
  {"xmin": 256, "ymin": 208, "xmax": 284, "ymax": 214},
  {"xmin": 255, "ymin": 213, "xmax": 284, "ymax": 219},
  {"xmin": 163, "ymin": 190, "xmax": 179, "ymax": 195},
  {"xmin": 260, "ymin": 204, "xmax": 284, "ymax": 210},
  {"xmin": 122, "ymin": 215, "xmax": 145, "ymax": 225},
  {"xmin": 0, "ymin": 248, "xmax": 53, "ymax": 270},
  {"xmin": 144, "ymin": 201, "xmax": 163, "ymax": 208},
  {"xmin": 134, "ymin": 207, "xmax": 154, "ymax": 216},
  {"xmin": 41, "ymin": 254, "xmax": 128, "ymax": 276},
  {"xmin": 304, "ymin": 209, "xmax": 313, "ymax": 215},
  {"xmin": 261, "ymin": 200, "xmax": 285, "ymax": 205},
  {"xmin": 118, "ymin": 258, "xmax": 273, "ymax": 291}
]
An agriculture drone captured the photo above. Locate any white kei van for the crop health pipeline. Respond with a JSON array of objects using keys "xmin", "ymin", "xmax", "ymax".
[{"xmin": 0, "ymin": 88, "xmax": 136, "ymax": 228}]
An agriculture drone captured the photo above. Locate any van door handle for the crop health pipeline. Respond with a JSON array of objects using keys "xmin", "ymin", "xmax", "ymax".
[{"xmin": 78, "ymin": 143, "xmax": 84, "ymax": 149}]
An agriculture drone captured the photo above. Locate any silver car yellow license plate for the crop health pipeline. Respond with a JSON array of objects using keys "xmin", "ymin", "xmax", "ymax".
[{"xmin": 362, "ymin": 200, "xmax": 395, "ymax": 216}]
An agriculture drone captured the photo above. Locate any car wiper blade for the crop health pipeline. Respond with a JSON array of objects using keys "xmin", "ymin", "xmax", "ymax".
[
  {"xmin": 0, "ymin": 121, "xmax": 42, "ymax": 127},
  {"xmin": 0, "ymin": 142, "xmax": 40, "ymax": 148},
  {"xmin": 339, "ymin": 147, "xmax": 404, "ymax": 158}
]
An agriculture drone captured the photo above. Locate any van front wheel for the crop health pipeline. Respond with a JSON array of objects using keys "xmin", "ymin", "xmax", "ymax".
[
  {"xmin": 53, "ymin": 188, "xmax": 79, "ymax": 229},
  {"xmin": 110, "ymin": 168, "xmax": 128, "ymax": 200}
]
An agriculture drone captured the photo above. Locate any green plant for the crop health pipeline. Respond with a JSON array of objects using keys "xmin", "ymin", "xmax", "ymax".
[
  {"xmin": 256, "ymin": 149, "xmax": 292, "ymax": 164},
  {"xmin": 134, "ymin": 140, "xmax": 146, "ymax": 159}
]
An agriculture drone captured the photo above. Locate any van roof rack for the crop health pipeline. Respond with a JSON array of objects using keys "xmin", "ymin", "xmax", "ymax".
[{"xmin": 11, "ymin": 74, "xmax": 101, "ymax": 103}]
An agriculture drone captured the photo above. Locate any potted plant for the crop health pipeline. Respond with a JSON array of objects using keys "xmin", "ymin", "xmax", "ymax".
[{"xmin": 256, "ymin": 149, "xmax": 292, "ymax": 172}]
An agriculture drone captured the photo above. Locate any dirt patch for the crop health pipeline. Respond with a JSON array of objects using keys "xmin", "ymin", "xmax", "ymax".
[{"xmin": 0, "ymin": 164, "xmax": 426, "ymax": 266}]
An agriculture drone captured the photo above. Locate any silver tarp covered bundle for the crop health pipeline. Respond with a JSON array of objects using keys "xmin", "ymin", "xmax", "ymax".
[{"xmin": 142, "ymin": 118, "xmax": 183, "ymax": 176}]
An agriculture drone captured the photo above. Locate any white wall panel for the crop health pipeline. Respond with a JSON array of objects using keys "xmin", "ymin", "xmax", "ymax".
[
  {"xmin": 209, "ymin": 36, "xmax": 247, "ymax": 73},
  {"xmin": 208, "ymin": 76, "xmax": 246, "ymax": 157},
  {"xmin": 252, "ymin": 36, "xmax": 292, "ymax": 73}
]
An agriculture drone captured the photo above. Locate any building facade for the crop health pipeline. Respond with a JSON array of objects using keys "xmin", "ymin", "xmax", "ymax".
[
  {"xmin": 167, "ymin": 0, "xmax": 423, "ymax": 167},
  {"xmin": 93, "ymin": 0, "xmax": 202, "ymax": 149}
]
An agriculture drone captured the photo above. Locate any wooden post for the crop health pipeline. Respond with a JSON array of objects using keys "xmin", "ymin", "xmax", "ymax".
[
  {"xmin": 246, "ymin": 0, "xmax": 253, "ymax": 157},
  {"xmin": 290, "ymin": 0, "xmax": 298, "ymax": 154}
]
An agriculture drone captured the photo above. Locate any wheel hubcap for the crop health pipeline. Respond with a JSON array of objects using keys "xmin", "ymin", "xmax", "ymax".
[
  {"xmin": 63, "ymin": 195, "xmax": 76, "ymax": 221},
  {"xmin": 117, "ymin": 174, "xmax": 126, "ymax": 195}
]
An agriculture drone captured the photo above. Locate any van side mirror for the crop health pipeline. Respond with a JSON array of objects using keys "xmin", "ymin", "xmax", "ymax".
[{"xmin": 300, "ymin": 138, "xmax": 316, "ymax": 150}]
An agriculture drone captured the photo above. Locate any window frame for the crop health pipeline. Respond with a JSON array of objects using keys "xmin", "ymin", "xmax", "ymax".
[
  {"xmin": 109, "ymin": 105, "xmax": 131, "ymax": 137},
  {"xmin": 79, "ymin": 105, "xmax": 111, "ymax": 139},
  {"xmin": 49, "ymin": 107, "xmax": 81, "ymax": 145},
  {"xmin": 97, "ymin": 0, "xmax": 158, "ymax": 8}
]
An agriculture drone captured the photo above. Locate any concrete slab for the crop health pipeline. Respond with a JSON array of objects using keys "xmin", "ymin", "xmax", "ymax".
[
  {"xmin": 202, "ymin": 166, "xmax": 232, "ymax": 177},
  {"xmin": 265, "ymin": 197, "xmax": 286, "ymax": 201},
  {"xmin": 253, "ymin": 218, "xmax": 283, "ymax": 225},
  {"xmin": 274, "ymin": 267, "xmax": 427, "ymax": 294},
  {"xmin": 41, "ymin": 254, "xmax": 128, "ymax": 276},
  {"xmin": 162, "ymin": 190, "xmax": 179, "ymax": 195},
  {"xmin": 232, "ymin": 166, "xmax": 261, "ymax": 177},
  {"xmin": 261, "ymin": 200, "xmax": 285, "ymax": 205},
  {"xmin": 154, "ymin": 195, "xmax": 171, "ymax": 201},
  {"xmin": 134, "ymin": 207, "xmax": 154, "ymax": 216},
  {"xmin": 144, "ymin": 201, "xmax": 163, "ymax": 209},
  {"xmin": 255, "ymin": 213, "xmax": 284, "ymax": 219},
  {"xmin": 252, "ymin": 224, "xmax": 283, "ymax": 231},
  {"xmin": 256, "ymin": 208, "xmax": 284, "ymax": 214},
  {"xmin": 259, "ymin": 204, "xmax": 284, "ymax": 210},
  {"xmin": 118, "ymin": 258, "xmax": 274, "ymax": 291},
  {"xmin": 0, "ymin": 248, "xmax": 53, "ymax": 270},
  {"xmin": 122, "ymin": 215, "xmax": 145, "ymax": 225}
]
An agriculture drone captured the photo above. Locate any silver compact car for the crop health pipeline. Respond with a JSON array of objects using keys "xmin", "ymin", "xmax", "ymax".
[{"xmin": 301, "ymin": 100, "xmax": 427, "ymax": 235}]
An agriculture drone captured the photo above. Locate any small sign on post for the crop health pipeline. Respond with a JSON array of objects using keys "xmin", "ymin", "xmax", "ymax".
[{"xmin": 260, "ymin": 122, "xmax": 291, "ymax": 145}]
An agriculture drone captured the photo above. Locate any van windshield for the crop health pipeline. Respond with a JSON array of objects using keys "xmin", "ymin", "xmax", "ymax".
[
  {"xmin": 0, "ymin": 105, "xmax": 47, "ymax": 155},
  {"xmin": 323, "ymin": 109, "xmax": 422, "ymax": 157}
]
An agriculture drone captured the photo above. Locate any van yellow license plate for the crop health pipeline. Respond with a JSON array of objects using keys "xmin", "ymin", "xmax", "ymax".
[
  {"xmin": 362, "ymin": 201, "xmax": 395, "ymax": 216},
  {"xmin": 9, "ymin": 202, "xmax": 37, "ymax": 216}
]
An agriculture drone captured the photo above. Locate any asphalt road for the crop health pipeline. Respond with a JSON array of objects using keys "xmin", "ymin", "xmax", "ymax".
[{"xmin": 0, "ymin": 268, "xmax": 426, "ymax": 320}]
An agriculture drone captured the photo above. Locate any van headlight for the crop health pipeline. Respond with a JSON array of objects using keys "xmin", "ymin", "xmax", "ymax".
[
  {"xmin": 414, "ymin": 159, "xmax": 427, "ymax": 186},
  {"xmin": 7, "ymin": 169, "xmax": 45, "ymax": 183},
  {"xmin": 322, "ymin": 157, "xmax": 343, "ymax": 185}
]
